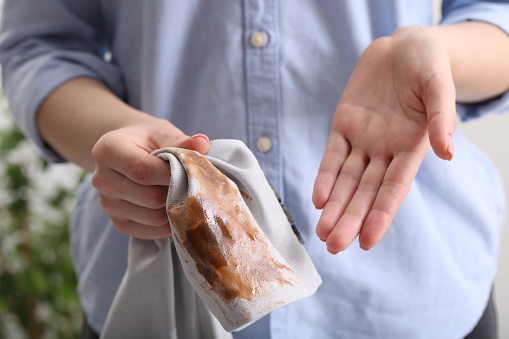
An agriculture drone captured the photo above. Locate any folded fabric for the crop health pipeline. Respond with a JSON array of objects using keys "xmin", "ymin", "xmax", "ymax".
[{"xmin": 101, "ymin": 139, "xmax": 322, "ymax": 338}]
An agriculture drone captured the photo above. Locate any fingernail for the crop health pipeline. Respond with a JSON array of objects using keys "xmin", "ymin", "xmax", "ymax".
[
  {"xmin": 327, "ymin": 247, "xmax": 340, "ymax": 255},
  {"xmin": 447, "ymin": 142, "xmax": 454, "ymax": 160},
  {"xmin": 191, "ymin": 133, "xmax": 209, "ymax": 142},
  {"xmin": 446, "ymin": 133, "xmax": 454, "ymax": 160},
  {"xmin": 359, "ymin": 244, "xmax": 370, "ymax": 251}
]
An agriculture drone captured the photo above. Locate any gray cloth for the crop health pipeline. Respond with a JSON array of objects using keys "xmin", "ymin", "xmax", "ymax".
[{"xmin": 101, "ymin": 140, "xmax": 321, "ymax": 338}]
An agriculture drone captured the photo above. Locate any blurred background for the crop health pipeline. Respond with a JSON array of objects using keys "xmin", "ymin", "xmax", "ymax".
[
  {"xmin": 460, "ymin": 115, "xmax": 509, "ymax": 338},
  {"xmin": 0, "ymin": 1, "xmax": 507, "ymax": 338},
  {"xmin": 430, "ymin": 2, "xmax": 509, "ymax": 338},
  {"xmin": 0, "ymin": 98, "xmax": 84, "ymax": 338}
]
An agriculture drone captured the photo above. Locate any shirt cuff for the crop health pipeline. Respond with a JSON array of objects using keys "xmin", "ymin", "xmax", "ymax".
[
  {"xmin": 441, "ymin": 2, "xmax": 509, "ymax": 121},
  {"xmin": 4, "ymin": 51, "xmax": 125, "ymax": 162}
]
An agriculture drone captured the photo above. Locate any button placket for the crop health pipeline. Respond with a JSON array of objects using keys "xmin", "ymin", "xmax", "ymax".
[{"xmin": 243, "ymin": 0, "xmax": 282, "ymax": 192}]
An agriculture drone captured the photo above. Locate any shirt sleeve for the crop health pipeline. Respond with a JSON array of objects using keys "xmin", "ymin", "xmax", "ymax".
[
  {"xmin": 0, "ymin": 0, "xmax": 125, "ymax": 162},
  {"xmin": 440, "ymin": 0, "xmax": 509, "ymax": 121}
]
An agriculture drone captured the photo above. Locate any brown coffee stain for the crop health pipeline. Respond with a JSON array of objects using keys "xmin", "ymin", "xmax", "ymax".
[
  {"xmin": 167, "ymin": 150, "xmax": 295, "ymax": 305},
  {"xmin": 240, "ymin": 191, "xmax": 253, "ymax": 201}
]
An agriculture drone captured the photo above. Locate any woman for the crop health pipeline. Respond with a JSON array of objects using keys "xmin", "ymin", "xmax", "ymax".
[{"xmin": 1, "ymin": 1, "xmax": 508, "ymax": 338}]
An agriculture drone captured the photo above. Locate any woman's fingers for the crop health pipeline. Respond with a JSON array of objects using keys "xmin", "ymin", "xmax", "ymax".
[
  {"xmin": 358, "ymin": 151, "xmax": 423, "ymax": 250},
  {"xmin": 315, "ymin": 147, "xmax": 369, "ymax": 242},
  {"xmin": 324, "ymin": 156, "xmax": 389, "ymax": 254},
  {"xmin": 99, "ymin": 194, "xmax": 169, "ymax": 227},
  {"xmin": 318, "ymin": 149, "xmax": 424, "ymax": 253},
  {"xmin": 93, "ymin": 163, "xmax": 172, "ymax": 239},
  {"xmin": 424, "ymin": 72, "xmax": 456, "ymax": 161},
  {"xmin": 91, "ymin": 128, "xmax": 211, "ymax": 240},
  {"xmin": 92, "ymin": 165, "xmax": 168, "ymax": 209},
  {"xmin": 92, "ymin": 131, "xmax": 210, "ymax": 187},
  {"xmin": 313, "ymin": 131, "xmax": 350, "ymax": 209},
  {"xmin": 92, "ymin": 133, "xmax": 172, "ymax": 186}
]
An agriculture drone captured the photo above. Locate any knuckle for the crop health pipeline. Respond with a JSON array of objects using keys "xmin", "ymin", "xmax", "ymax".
[
  {"xmin": 154, "ymin": 210, "xmax": 169, "ymax": 226},
  {"xmin": 357, "ymin": 182, "xmax": 378, "ymax": 194},
  {"xmin": 129, "ymin": 160, "xmax": 151, "ymax": 184},
  {"xmin": 382, "ymin": 178, "xmax": 406, "ymax": 195},
  {"xmin": 351, "ymin": 147, "xmax": 369, "ymax": 162},
  {"xmin": 91, "ymin": 136, "xmax": 109, "ymax": 162},
  {"xmin": 338, "ymin": 170, "xmax": 360, "ymax": 183},
  {"xmin": 112, "ymin": 218, "xmax": 131, "ymax": 235},
  {"xmin": 91, "ymin": 172, "xmax": 107, "ymax": 191},
  {"xmin": 145, "ymin": 188, "xmax": 166, "ymax": 208},
  {"xmin": 98, "ymin": 195, "xmax": 114, "ymax": 212}
]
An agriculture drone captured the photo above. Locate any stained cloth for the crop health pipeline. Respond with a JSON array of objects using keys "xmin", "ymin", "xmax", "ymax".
[{"xmin": 101, "ymin": 140, "xmax": 321, "ymax": 338}]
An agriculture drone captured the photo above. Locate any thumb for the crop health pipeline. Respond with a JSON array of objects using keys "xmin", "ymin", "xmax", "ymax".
[
  {"xmin": 424, "ymin": 73, "xmax": 456, "ymax": 161},
  {"xmin": 175, "ymin": 133, "xmax": 210, "ymax": 154},
  {"xmin": 148, "ymin": 133, "xmax": 210, "ymax": 186}
]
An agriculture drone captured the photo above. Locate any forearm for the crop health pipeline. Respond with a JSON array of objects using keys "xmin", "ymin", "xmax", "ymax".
[
  {"xmin": 37, "ymin": 78, "xmax": 209, "ymax": 239},
  {"xmin": 394, "ymin": 21, "xmax": 509, "ymax": 104},
  {"xmin": 440, "ymin": 21, "xmax": 509, "ymax": 103},
  {"xmin": 37, "ymin": 77, "xmax": 175, "ymax": 172}
]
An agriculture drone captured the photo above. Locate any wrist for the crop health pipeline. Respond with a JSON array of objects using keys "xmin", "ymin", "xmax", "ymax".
[
  {"xmin": 39, "ymin": 78, "xmax": 181, "ymax": 170},
  {"xmin": 392, "ymin": 22, "xmax": 509, "ymax": 102}
]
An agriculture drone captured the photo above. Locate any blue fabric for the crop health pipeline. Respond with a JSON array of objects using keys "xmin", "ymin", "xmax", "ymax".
[{"xmin": 0, "ymin": 1, "xmax": 507, "ymax": 338}]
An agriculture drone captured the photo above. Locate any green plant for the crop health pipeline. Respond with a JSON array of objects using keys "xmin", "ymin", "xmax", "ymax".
[{"xmin": 0, "ymin": 96, "xmax": 84, "ymax": 338}]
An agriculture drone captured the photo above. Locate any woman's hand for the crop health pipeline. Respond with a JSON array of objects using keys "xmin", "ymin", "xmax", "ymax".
[
  {"xmin": 37, "ymin": 77, "xmax": 210, "ymax": 240},
  {"xmin": 313, "ymin": 26, "xmax": 457, "ymax": 253},
  {"xmin": 91, "ymin": 121, "xmax": 209, "ymax": 239}
]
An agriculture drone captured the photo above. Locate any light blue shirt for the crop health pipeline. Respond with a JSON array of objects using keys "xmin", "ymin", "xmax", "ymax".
[{"xmin": 1, "ymin": 1, "xmax": 508, "ymax": 338}]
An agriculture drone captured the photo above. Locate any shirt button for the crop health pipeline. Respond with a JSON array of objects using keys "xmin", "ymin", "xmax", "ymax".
[
  {"xmin": 250, "ymin": 31, "xmax": 268, "ymax": 48},
  {"xmin": 256, "ymin": 137, "xmax": 272, "ymax": 152}
]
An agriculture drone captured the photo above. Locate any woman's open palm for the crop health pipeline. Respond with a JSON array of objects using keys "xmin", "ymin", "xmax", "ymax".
[{"xmin": 313, "ymin": 29, "xmax": 457, "ymax": 253}]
